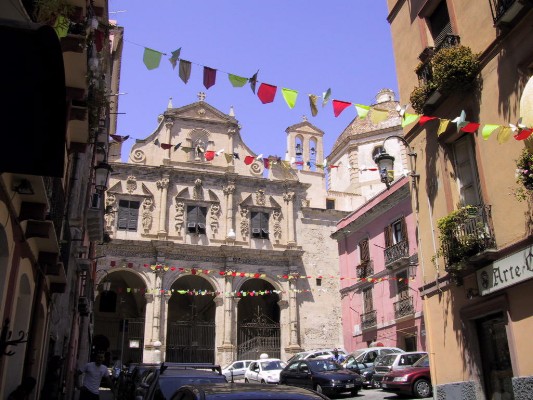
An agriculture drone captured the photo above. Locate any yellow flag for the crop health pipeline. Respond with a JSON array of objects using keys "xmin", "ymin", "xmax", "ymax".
[
  {"xmin": 370, "ymin": 108, "xmax": 389, "ymax": 124},
  {"xmin": 497, "ymin": 127, "xmax": 512, "ymax": 144},
  {"xmin": 437, "ymin": 119, "xmax": 450, "ymax": 136}
]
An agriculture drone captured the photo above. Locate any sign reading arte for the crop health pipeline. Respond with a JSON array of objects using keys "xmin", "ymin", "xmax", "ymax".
[{"xmin": 477, "ymin": 245, "xmax": 533, "ymax": 296}]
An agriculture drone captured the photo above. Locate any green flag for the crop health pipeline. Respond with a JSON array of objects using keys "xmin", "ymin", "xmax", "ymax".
[
  {"xmin": 402, "ymin": 113, "xmax": 420, "ymax": 128},
  {"xmin": 355, "ymin": 104, "xmax": 370, "ymax": 119},
  {"xmin": 481, "ymin": 124, "xmax": 500, "ymax": 140},
  {"xmin": 228, "ymin": 74, "xmax": 248, "ymax": 87},
  {"xmin": 322, "ymin": 88, "xmax": 331, "ymax": 107},
  {"xmin": 54, "ymin": 16, "xmax": 69, "ymax": 38},
  {"xmin": 282, "ymin": 88, "xmax": 298, "ymax": 109},
  {"xmin": 143, "ymin": 48, "xmax": 163, "ymax": 70}
]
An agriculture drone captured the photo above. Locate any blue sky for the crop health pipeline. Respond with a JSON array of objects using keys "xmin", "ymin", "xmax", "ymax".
[{"xmin": 110, "ymin": 0, "xmax": 399, "ymax": 162}]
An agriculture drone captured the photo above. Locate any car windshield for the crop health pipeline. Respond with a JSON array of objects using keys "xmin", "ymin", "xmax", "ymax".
[
  {"xmin": 309, "ymin": 360, "xmax": 342, "ymax": 372},
  {"xmin": 352, "ymin": 350, "xmax": 367, "ymax": 363},
  {"xmin": 376, "ymin": 355, "xmax": 396, "ymax": 366},
  {"xmin": 413, "ymin": 355, "xmax": 430, "ymax": 368},
  {"xmin": 261, "ymin": 361, "xmax": 285, "ymax": 371}
]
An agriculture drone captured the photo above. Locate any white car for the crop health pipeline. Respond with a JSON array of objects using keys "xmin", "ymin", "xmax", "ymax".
[
  {"xmin": 222, "ymin": 359, "xmax": 254, "ymax": 380},
  {"xmin": 244, "ymin": 358, "xmax": 287, "ymax": 384},
  {"xmin": 287, "ymin": 348, "xmax": 348, "ymax": 364}
]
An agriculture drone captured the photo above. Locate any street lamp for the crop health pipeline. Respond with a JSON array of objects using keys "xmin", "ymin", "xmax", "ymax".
[
  {"xmin": 94, "ymin": 142, "xmax": 112, "ymax": 191},
  {"xmin": 374, "ymin": 135, "xmax": 419, "ymax": 189}
]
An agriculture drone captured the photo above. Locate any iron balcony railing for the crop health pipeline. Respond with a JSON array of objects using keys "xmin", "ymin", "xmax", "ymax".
[
  {"xmin": 356, "ymin": 260, "xmax": 374, "ymax": 279},
  {"xmin": 489, "ymin": 0, "xmax": 531, "ymax": 25},
  {"xmin": 394, "ymin": 296, "xmax": 415, "ymax": 319},
  {"xmin": 361, "ymin": 310, "xmax": 377, "ymax": 330},
  {"xmin": 384, "ymin": 240, "xmax": 409, "ymax": 269}
]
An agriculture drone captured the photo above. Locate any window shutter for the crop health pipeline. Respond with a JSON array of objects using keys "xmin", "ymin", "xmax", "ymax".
[
  {"xmin": 359, "ymin": 239, "xmax": 370, "ymax": 261},
  {"xmin": 384, "ymin": 225, "xmax": 393, "ymax": 248},
  {"xmin": 128, "ymin": 201, "xmax": 140, "ymax": 230},
  {"xmin": 118, "ymin": 200, "xmax": 129, "ymax": 230},
  {"xmin": 400, "ymin": 217, "xmax": 407, "ymax": 245},
  {"xmin": 187, "ymin": 206, "xmax": 198, "ymax": 232},
  {"xmin": 261, "ymin": 212, "xmax": 269, "ymax": 233}
]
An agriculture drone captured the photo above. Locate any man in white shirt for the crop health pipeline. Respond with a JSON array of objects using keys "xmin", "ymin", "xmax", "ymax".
[{"xmin": 77, "ymin": 353, "xmax": 114, "ymax": 400}]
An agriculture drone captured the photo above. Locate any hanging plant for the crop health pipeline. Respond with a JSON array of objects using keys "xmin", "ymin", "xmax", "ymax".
[
  {"xmin": 33, "ymin": 0, "xmax": 74, "ymax": 25},
  {"xmin": 514, "ymin": 148, "xmax": 533, "ymax": 201}
]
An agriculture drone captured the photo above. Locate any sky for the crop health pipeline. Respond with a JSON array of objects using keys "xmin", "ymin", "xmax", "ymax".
[{"xmin": 109, "ymin": 0, "xmax": 399, "ymax": 163}]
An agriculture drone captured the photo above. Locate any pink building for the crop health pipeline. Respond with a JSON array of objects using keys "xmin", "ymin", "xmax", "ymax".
[{"xmin": 332, "ymin": 176, "xmax": 426, "ymax": 352}]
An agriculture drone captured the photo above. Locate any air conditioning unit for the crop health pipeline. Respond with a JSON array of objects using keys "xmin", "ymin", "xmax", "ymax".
[{"xmin": 90, "ymin": 192, "xmax": 101, "ymax": 209}]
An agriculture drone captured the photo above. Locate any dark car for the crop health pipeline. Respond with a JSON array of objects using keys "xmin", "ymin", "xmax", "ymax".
[
  {"xmin": 342, "ymin": 359, "xmax": 376, "ymax": 388},
  {"xmin": 381, "ymin": 354, "xmax": 432, "ymax": 398},
  {"xmin": 134, "ymin": 363, "xmax": 228, "ymax": 400},
  {"xmin": 372, "ymin": 351, "xmax": 427, "ymax": 388},
  {"xmin": 279, "ymin": 358, "xmax": 363, "ymax": 396},
  {"xmin": 170, "ymin": 383, "xmax": 330, "ymax": 400}
]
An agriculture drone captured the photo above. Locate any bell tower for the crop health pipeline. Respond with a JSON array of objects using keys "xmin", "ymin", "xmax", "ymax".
[{"xmin": 285, "ymin": 116, "xmax": 325, "ymax": 172}]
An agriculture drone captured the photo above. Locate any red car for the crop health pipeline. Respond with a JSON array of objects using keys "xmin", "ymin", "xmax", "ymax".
[{"xmin": 381, "ymin": 354, "xmax": 432, "ymax": 398}]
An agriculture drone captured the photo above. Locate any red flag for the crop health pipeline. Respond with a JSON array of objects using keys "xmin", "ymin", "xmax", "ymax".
[
  {"xmin": 418, "ymin": 116, "xmax": 438, "ymax": 126},
  {"xmin": 110, "ymin": 134, "xmax": 129, "ymax": 143},
  {"xmin": 514, "ymin": 128, "xmax": 533, "ymax": 141},
  {"xmin": 263, "ymin": 158, "xmax": 270, "ymax": 169},
  {"xmin": 461, "ymin": 122, "xmax": 480, "ymax": 133},
  {"xmin": 160, "ymin": 143, "xmax": 172, "ymax": 150},
  {"xmin": 257, "ymin": 83, "xmax": 277, "ymax": 104},
  {"xmin": 332, "ymin": 100, "xmax": 351, "ymax": 117},
  {"xmin": 244, "ymin": 155, "xmax": 255, "ymax": 165},
  {"xmin": 203, "ymin": 67, "xmax": 217, "ymax": 89},
  {"xmin": 204, "ymin": 150, "xmax": 215, "ymax": 161}
]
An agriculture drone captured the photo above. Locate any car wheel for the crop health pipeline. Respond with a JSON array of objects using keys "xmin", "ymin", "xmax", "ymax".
[
  {"xmin": 261, "ymin": 380, "xmax": 266, "ymax": 384},
  {"xmin": 413, "ymin": 379, "xmax": 432, "ymax": 398},
  {"xmin": 351, "ymin": 389, "xmax": 359, "ymax": 396},
  {"xmin": 372, "ymin": 377, "xmax": 381, "ymax": 389},
  {"xmin": 244, "ymin": 378, "xmax": 249, "ymax": 383},
  {"xmin": 315, "ymin": 384, "xmax": 323, "ymax": 393}
]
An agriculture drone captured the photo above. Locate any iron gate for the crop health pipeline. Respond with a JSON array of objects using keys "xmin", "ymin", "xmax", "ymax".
[
  {"xmin": 120, "ymin": 318, "xmax": 144, "ymax": 363},
  {"xmin": 238, "ymin": 310, "xmax": 280, "ymax": 360},
  {"xmin": 166, "ymin": 320, "xmax": 216, "ymax": 363}
]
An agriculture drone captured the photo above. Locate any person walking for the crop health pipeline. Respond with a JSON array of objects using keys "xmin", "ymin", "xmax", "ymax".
[
  {"xmin": 77, "ymin": 353, "xmax": 114, "ymax": 400},
  {"xmin": 330, "ymin": 348, "xmax": 346, "ymax": 364}
]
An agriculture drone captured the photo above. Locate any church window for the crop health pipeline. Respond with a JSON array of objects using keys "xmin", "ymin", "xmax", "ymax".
[
  {"xmin": 251, "ymin": 211, "xmax": 269, "ymax": 239},
  {"xmin": 117, "ymin": 200, "xmax": 140, "ymax": 231},
  {"xmin": 187, "ymin": 205, "xmax": 207, "ymax": 234}
]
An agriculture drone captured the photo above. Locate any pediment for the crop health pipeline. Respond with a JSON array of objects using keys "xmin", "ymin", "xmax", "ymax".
[
  {"xmin": 166, "ymin": 101, "xmax": 235, "ymax": 125},
  {"xmin": 286, "ymin": 121, "xmax": 324, "ymax": 136}
]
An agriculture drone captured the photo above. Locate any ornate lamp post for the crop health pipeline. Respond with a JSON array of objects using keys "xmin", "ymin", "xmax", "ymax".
[{"xmin": 374, "ymin": 135, "xmax": 419, "ymax": 189}]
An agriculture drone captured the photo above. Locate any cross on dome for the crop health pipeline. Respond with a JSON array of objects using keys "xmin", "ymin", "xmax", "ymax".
[{"xmin": 197, "ymin": 92, "xmax": 206, "ymax": 101}]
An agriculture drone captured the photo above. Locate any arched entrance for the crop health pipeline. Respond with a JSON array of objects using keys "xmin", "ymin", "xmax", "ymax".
[
  {"xmin": 93, "ymin": 271, "xmax": 147, "ymax": 364},
  {"xmin": 237, "ymin": 279, "xmax": 280, "ymax": 359},
  {"xmin": 166, "ymin": 275, "xmax": 216, "ymax": 363}
]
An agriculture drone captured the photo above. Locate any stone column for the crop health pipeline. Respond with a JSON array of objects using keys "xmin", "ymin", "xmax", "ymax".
[
  {"xmin": 283, "ymin": 190, "xmax": 296, "ymax": 246},
  {"xmin": 151, "ymin": 272, "xmax": 163, "ymax": 345},
  {"xmin": 223, "ymin": 276, "xmax": 233, "ymax": 345},
  {"xmin": 288, "ymin": 279, "xmax": 299, "ymax": 347},
  {"xmin": 157, "ymin": 176, "xmax": 169, "ymax": 238},
  {"xmin": 161, "ymin": 292, "xmax": 172, "ymax": 361},
  {"xmin": 142, "ymin": 293, "xmax": 154, "ymax": 362},
  {"xmin": 223, "ymin": 181, "xmax": 236, "ymax": 241},
  {"xmin": 165, "ymin": 117, "xmax": 174, "ymax": 159}
]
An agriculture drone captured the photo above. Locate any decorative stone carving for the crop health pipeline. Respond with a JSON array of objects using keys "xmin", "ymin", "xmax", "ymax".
[
  {"xmin": 283, "ymin": 191, "xmax": 295, "ymax": 203},
  {"xmin": 194, "ymin": 140, "xmax": 206, "ymax": 161},
  {"xmin": 250, "ymin": 160, "xmax": 264, "ymax": 176},
  {"xmin": 126, "ymin": 176, "xmax": 137, "ymax": 194},
  {"xmin": 130, "ymin": 149, "xmax": 146, "ymax": 163},
  {"xmin": 104, "ymin": 194, "xmax": 117, "ymax": 233},
  {"xmin": 223, "ymin": 183, "xmax": 236, "ymax": 196},
  {"xmin": 142, "ymin": 197, "xmax": 154, "ymax": 232},
  {"xmin": 240, "ymin": 207, "xmax": 249, "ymax": 237},
  {"xmin": 157, "ymin": 178, "xmax": 169, "ymax": 190},
  {"xmin": 175, "ymin": 201, "xmax": 185, "ymax": 233},
  {"xmin": 301, "ymin": 198, "xmax": 310, "ymax": 208},
  {"xmin": 164, "ymin": 117, "xmax": 174, "ymax": 130},
  {"xmin": 193, "ymin": 178, "xmax": 203, "ymax": 200},
  {"xmin": 272, "ymin": 209, "xmax": 282, "ymax": 240},
  {"xmin": 197, "ymin": 108, "xmax": 206, "ymax": 116},
  {"xmin": 210, "ymin": 203, "xmax": 220, "ymax": 233},
  {"xmin": 255, "ymin": 189, "xmax": 266, "ymax": 206}
]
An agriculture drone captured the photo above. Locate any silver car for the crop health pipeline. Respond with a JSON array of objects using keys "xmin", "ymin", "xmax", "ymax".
[{"xmin": 221, "ymin": 360, "xmax": 254, "ymax": 380}]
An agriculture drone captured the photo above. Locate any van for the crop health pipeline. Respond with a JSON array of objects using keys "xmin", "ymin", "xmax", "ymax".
[{"xmin": 343, "ymin": 347, "xmax": 404, "ymax": 388}]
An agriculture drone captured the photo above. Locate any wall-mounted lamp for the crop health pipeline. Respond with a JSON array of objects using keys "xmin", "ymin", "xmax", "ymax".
[
  {"xmin": 374, "ymin": 135, "xmax": 419, "ymax": 189},
  {"xmin": 409, "ymin": 262, "xmax": 418, "ymax": 279},
  {"xmin": 94, "ymin": 162, "xmax": 112, "ymax": 191},
  {"xmin": 13, "ymin": 179, "xmax": 34, "ymax": 195},
  {"xmin": 466, "ymin": 288, "xmax": 479, "ymax": 300}
]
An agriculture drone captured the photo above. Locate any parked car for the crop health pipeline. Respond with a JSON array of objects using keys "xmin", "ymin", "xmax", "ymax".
[
  {"xmin": 244, "ymin": 358, "xmax": 286, "ymax": 384},
  {"xmin": 343, "ymin": 346, "xmax": 404, "ymax": 387},
  {"xmin": 287, "ymin": 348, "xmax": 347, "ymax": 364},
  {"xmin": 134, "ymin": 363, "xmax": 227, "ymax": 400},
  {"xmin": 372, "ymin": 351, "xmax": 427, "ymax": 388},
  {"xmin": 381, "ymin": 354, "xmax": 432, "ymax": 398},
  {"xmin": 170, "ymin": 383, "xmax": 330, "ymax": 400},
  {"xmin": 221, "ymin": 359, "xmax": 254, "ymax": 381},
  {"xmin": 279, "ymin": 358, "xmax": 363, "ymax": 396}
]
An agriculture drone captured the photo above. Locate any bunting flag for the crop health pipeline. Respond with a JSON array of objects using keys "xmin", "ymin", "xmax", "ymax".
[
  {"xmin": 256, "ymin": 154, "xmax": 263, "ymax": 160},
  {"xmin": 233, "ymin": 152, "xmax": 240, "ymax": 160},
  {"xmin": 174, "ymin": 142, "xmax": 182, "ymax": 151},
  {"xmin": 203, "ymin": 67, "xmax": 217, "ymax": 89},
  {"xmin": 154, "ymin": 138, "xmax": 160, "ymax": 146},
  {"xmin": 418, "ymin": 115, "xmax": 438, "ymax": 126},
  {"xmin": 437, "ymin": 119, "xmax": 450, "ymax": 136},
  {"xmin": 515, "ymin": 128, "xmax": 533, "ymax": 141},
  {"xmin": 497, "ymin": 127, "xmax": 512, "ymax": 144},
  {"xmin": 402, "ymin": 113, "xmax": 419, "ymax": 128},
  {"xmin": 216, "ymin": 149, "xmax": 225, "ymax": 156},
  {"xmin": 53, "ymin": 15, "xmax": 69, "ymax": 38},
  {"xmin": 309, "ymin": 94, "xmax": 318, "ymax": 117},
  {"xmin": 181, "ymin": 146, "xmax": 193, "ymax": 153},
  {"xmin": 461, "ymin": 122, "xmax": 481, "ymax": 133},
  {"xmin": 482, "ymin": 124, "xmax": 500, "ymax": 140},
  {"xmin": 224, "ymin": 153, "xmax": 233, "ymax": 163},
  {"xmin": 257, "ymin": 83, "xmax": 277, "ymax": 104},
  {"xmin": 322, "ymin": 88, "xmax": 332, "ymax": 107},
  {"xmin": 179, "ymin": 59, "xmax": 192, "ymax": 83},
  {"xmin": 244, "ymin": 155, "xmax": 255, "ymax": 165},
  {"xmin": 281, "ymin": 88, "xmax": 298, "ymax": 109},
  {"xmin": 355, "ymin": 104, "xmax": 370, "ymax": 119},
  {"xmin": 281, "ymin": 160, "xmax": 291, "ymax": 169},
  {"xmin": 332, "ymin": 100, "xmax": 352, "ymax": 117},
  {"xmin": 110, "ymin": 134, "xmax": 129, "ymax": 143},
  {"xmin": 169, "ymin": 48, "xmax": 181, "ymax": 69},
  {"xmin": 263, "ymin": 158, "xmax": 270, "ymax": 169},
  {"xmin": 452, "ymin": 110, "xmax": 468, "ymax": 131},
  {"xmin": 249, "ymin": 70, "xmax": 259, "ymax": 94},
  {"xmin": 370, "ymin": 108, "xmax": 389, "ymax": 125},
  {"xmin": 160, "ymin": 143, "xmax": 172, "ymax": 150},
  {"xmin": 228, "ymin": 74, "xmax": 248, "ymax": 87},
  {"xmin": 143, "ymin": 48, "xmax": 163, "ymax": 70},
  {"xmin": 204, "ymin": 150, "xmax": 215, "ymax": 161}
]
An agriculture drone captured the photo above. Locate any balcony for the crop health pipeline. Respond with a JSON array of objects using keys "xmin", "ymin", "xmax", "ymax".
[
  {"xmin": 394, "ymin": 296, "xmax": 415, "ymax": 319},
  {"xmin": 356, "ymin": 260, "xmax": 374, "ymax": 279},
  {"xmin": 384, "ymin": 240, "xmax": 410, "ymax": 270},
  {"xmin": 489, "ymin": 0, "xmax": 533, "ymax": 26},
  {"xmin": 360, "ymin": 310, "xmax": 377, "ymax": 330},
  {"xmin": 416, "ymin": 35, "xmax": 461, "ymax": 85}
]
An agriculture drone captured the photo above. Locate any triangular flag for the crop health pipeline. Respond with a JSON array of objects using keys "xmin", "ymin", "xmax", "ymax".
[
  {"xmin": 154, "ymin": 139, "xmax": 160, "ymax": 146},
  {"xmin": 203, "ymin": 67, "xmax": 217, "ymax": 89},
  {"xmin": 179, "ymin": 59, "xmax": 192, "ymax": 83},
  {"xmin": 256, "ymin": 154, "xmax": 263, "ymax": 160},
  {"xmin": 249, "ymin": 70, "xmax": 259, "ymax": 94},
  {"xmin": 257, "ymin": 83, "xmax": 277, "ymax": 104},
  {"xmin": 497, "ymin": 127, "xmax": 512, "ymax": 144},
  {"xmin": 515, "ymin": 128, "xmax": 533, "ymax": 141},
  {"xmin": 233, "ymin": 152, "xmax": 240, "ymax": 160},
  {"xmin": 418, "ymin": 115, "xmax": 438, "ymax": 126},
  {"xmin": 281, "ymin": 88, "xmax": 298, "ymax": 109},
  {"xmin": 204, "ymin": 151, "xmax": 215, "ymax": 161},
  {"xmin": 224, "ymin": 153, "xmax": 233, "ymax": 163},
  {"xmin": 110, "ymin": 134, "xmax": 129, "ymax": 143},
  {"xmin": 216, "ymin": 149, "xmax": 225, "ymax": 156},
  {"xmin": 402, "ymin": 113, "xmax": 420, "ymax": 128},
  {"xmin": 169, "ymin": 48, "xmax": 181, "ymax": 69},
  {"xmin": 355, "ymin": 104, "xmax": 370, "ymax": 119},
  {"xmin": 322, "ymin": 88, "xmax": 331, "ymax": 107},
  {"xmin": 228, "ymin": 74, "xmax": 248, "ymax": 87},
  {"xmin": 174, "ymin": 142, "xmax": 182, "ymax": 151},
  {"xmin": 332, "ymin": 100, "xmax": 352, "ymax": 117},
  {"xmin": 281, "ymin": 161, "xmax": 291, "ymax": 169},
  {"xmin": 370, "ymin": 108, "xmax": 389, "ymax": 124},
  {"xmin": 263, "ymin": 158, "xmax": 270, "ymax": 169},
  {"xmin": 309, "ymin": 94, "xmax": 318, "ymax": 117},
  {"xmin": 461, "ymin": 122, "xmax": 481, "ymax": 133},
  {"xmin": 143, "ymin": 48, "xmax": 163, "ymax": 70},
  {"xmin": 452, "ymin": 110, "xmax": 468, "ymax": 131},
  {"xmin": 437, "ymin": 119, "xmax": 450, "ymax": 136},
  {"xmin": 481, "ymin": 124, "xmax": 500, "ymax": 140},
  {"xmin": 181, "ymin": 147, "xmax": 193, "ymax": 153},
  {"xmin": 161, "ymin": 143, "xmax": 172, "ymax": 150},
  {"xmin": 244, "ymin": 156, "xmax": 255, "ymax": 165},
  {"xmin": 53, "ymin": 15, "xmax": 69, "ymax": 38}
]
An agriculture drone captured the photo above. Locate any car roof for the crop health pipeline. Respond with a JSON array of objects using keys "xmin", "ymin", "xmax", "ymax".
[{"xmin": 172, "ymin": 383, "xmax": 329, "ymax": 399}]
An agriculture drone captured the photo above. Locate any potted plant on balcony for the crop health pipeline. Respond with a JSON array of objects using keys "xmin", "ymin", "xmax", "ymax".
[{"xmin": 514, "ymin": 148, "xmax": 533, "ymax": 201}]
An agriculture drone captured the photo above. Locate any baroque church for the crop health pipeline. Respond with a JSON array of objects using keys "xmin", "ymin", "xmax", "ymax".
[{"xmin": 93, "ymin": 89, "xmax": 404, "ymax": 365}]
